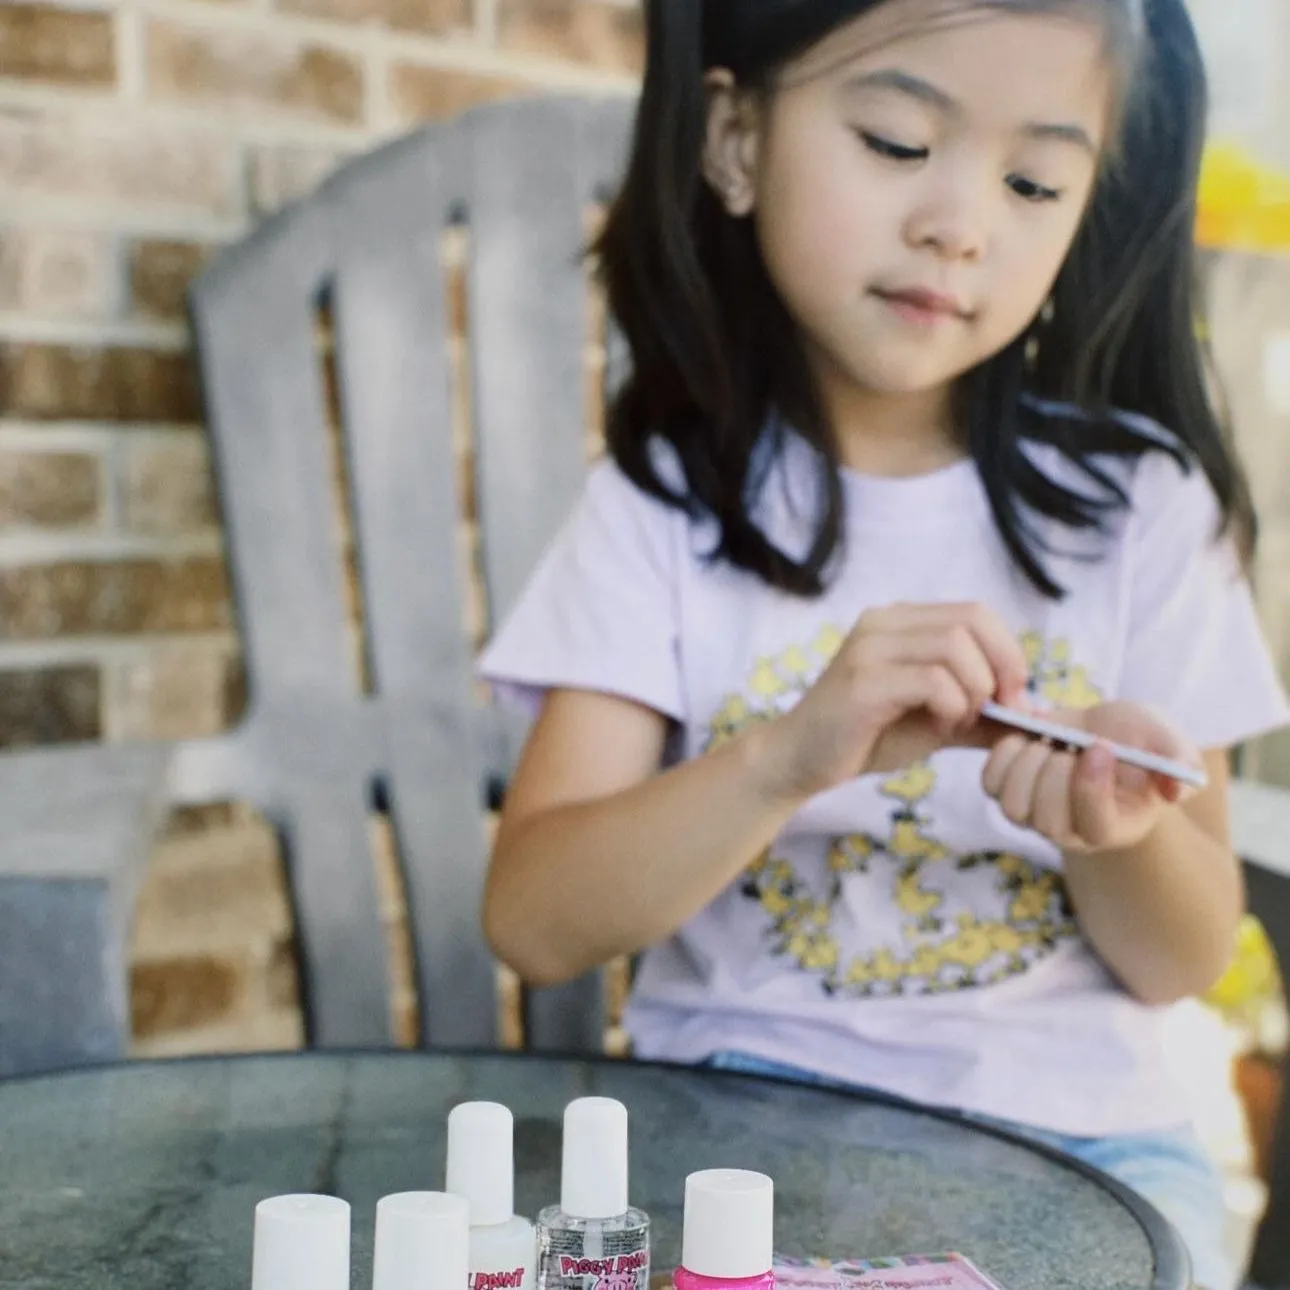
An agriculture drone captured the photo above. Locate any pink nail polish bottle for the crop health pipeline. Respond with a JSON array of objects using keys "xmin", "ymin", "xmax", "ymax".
[{"xmin": 672, "ymin": 1170, "xmax": 775, "ymax": 1290}]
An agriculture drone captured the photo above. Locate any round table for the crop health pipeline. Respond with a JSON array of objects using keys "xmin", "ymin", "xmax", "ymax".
[{"xmin": 0, "ymin": 1051, "xmax": 1186, "ymax": 1290}]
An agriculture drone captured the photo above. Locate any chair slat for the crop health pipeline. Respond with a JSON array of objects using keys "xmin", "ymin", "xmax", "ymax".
[
  {"xmin": 190, "ymin": 206, "xmax": 355, "ymax": 696},
  {"xmin": 326, "ymin": 123, "xmax": 497, "ymax": 1047}
]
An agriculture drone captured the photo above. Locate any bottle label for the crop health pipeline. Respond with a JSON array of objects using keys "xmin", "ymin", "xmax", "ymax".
[
  {"xmin": 556, "ymin": 1251, "xmax": 648, "ymax": 1290},
  {"xmin": 471, "ymin": 1271, "xmax": 529, "ymax": 1290}
]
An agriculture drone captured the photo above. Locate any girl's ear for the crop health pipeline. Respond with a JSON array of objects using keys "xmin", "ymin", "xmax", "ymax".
[{"xmin": 702, "ymin": 68, "xmax": 761, "ymax": 218}]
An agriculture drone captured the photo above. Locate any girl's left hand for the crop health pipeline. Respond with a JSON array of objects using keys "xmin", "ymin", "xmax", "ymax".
[{"xmin": 981, "ymin": 701, "xmax": 1203, "ymax": 855}]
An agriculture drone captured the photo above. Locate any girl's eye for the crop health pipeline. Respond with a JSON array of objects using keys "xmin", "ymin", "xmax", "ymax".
[
  {"xmin": 1008, "ymin": 174, "xmax": 1062, "ymax": 203},
  {"xmin": 860, "ymin": 132, "xmax": 928, "ymax": 163}
]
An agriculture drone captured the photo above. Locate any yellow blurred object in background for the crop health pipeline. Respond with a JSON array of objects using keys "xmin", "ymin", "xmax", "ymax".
[
  {"xmin": 1197, "ymin": 141, "xmax": 1290, "ymax": 252},
  {"xmin": 1207, "ymin": 915, "xmax": 1283, "ymax": 1019}
]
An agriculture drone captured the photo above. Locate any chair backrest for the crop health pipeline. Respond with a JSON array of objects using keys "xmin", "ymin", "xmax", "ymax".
[{"xmin": 183, "ymin": 95, "xmax": 635, "ymax": 1056}]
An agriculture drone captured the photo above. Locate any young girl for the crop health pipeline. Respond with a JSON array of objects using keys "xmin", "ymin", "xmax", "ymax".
[{"xmin": 478, "ymin": 1, "xmax": 1290, "ymax": 1285}]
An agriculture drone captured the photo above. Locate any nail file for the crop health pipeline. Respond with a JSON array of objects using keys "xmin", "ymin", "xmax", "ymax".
[{"xmin": 979, "ymin": 701, "xmax": 1209, "ymax": 789}]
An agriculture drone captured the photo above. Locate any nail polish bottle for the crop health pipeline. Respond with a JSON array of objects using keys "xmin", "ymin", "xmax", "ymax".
[
  {"xmin": 372, "ymin": 1192, "xmax": 470, "ymax": 1290},
  {"xmin": 536, "ymin": 1097, "xmax": 650, "ymax": 1290},
  {"xmin": 447, "ymin": 1101, "xmax": 537, "ymax": 1290},
  {"xmin": 672, "ymin": 1170, "xmax": 775, "ymax": 1290},
  {"xmin": 251, "ymin": 1194, "xmax": 351, "ymax": 1290}
]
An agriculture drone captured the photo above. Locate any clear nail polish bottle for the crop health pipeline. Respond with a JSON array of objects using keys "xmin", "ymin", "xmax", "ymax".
[{"xmin": 536, "ymin": 1098, "xmax": 650, "ymax": 1290}]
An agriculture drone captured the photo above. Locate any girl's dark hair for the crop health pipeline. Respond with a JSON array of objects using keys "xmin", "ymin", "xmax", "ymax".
[{"xmin": 594, "ymin": 0, "xmax": 1256, "ymax": 598}]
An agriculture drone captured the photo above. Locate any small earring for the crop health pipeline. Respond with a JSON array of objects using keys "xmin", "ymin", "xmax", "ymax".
[{"xmin": 1040, "ymin": 297, "xmax": 1055, "ymax": 326}]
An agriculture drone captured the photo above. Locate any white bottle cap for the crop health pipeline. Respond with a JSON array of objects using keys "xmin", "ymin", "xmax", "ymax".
[
  {"xmin": 560, "ymin": 1097, "xmax": 629, "ymax": 1219},
  {"xmin": 680, "ymin": 1170, "xmax": 774, "ymax": 1279},
  {"xmin": 446, "ymin": 1101, "xmax": 515, "ymax": 1226},
  {"xmin": 373, "ymin": 1192, "xmax": 470, "ymax": 1290},
  {"xmin": 251, "ymin": 1194, "xmax": 350, "ymax": 1290}
]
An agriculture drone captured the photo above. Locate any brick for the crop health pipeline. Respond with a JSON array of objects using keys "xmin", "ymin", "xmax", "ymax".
[
  {"xmin": 497, "ymin": 0, "xmax": 644, "ymax": 74},
  {"xmin": 0, "ymin": 342, "xmax": 202, "ymax": 424},
  {"xmin": 0, "ymin": 106, "xmax": 242, "ymax": 216},
  {"xmin": 165, "ymin": 802, "xmax": 243, "ymax": 836},
  {"xmin": 224, "ymin": 651, "xmax": 247, "ymax": 724},
  {"xmin": 119, "ymin": 431, "xmax": 218, "ymax": 535},
  {"xmin": 131, "ymin": 952, "xmax": 243, "ymax": 1038},
  {"xmin": 106, "ymin": 641, "xmax": 240, "ymax": 741},
  {"xmin": 130, "ymin": 240, "xmax": 214, "ymax": 322},
  {"xmin": 0, "ymin": 664, "xmax": 100, "ymax": 747},
  {"xmin": 130, "ymin": 1007, "xmax": 304, "ymax": 1059},
  {"xmin": 443, "ymin": 224, "xmax": 468, "ymax": 337},
  {"xmin": 147, "ymin": 18, "xmax": 364, "ymax": 126},
  {"xmin": 0, "ymin": 556, "xmax": 230, "ymax": 639},
  {"xmin": 388, "ymin": 64, "xmax": 524, "ymax": 125},
  {"xmin": 0, "ymin": 4, "xmax": 115, "ymax": 89},
  {"xmin": 0, "ymin": 228, "xmax": 119, "ymax": 319},
  {"xmin": 131, "ymin": 817, "xmax": 289, "ymax": 956},
  {"xmin": 267, "ymin": 937, "xmax": 302, "ymax": 1012},
  {"xmin": 371, "ymin": 813, "xmax": 406, "ymax": 923},
  {"xmin": 0, "ymin": 450, "xmax": 100, "ymax": 528},
  {"xmin": 126, "ymin": 809, "xmax": 306, "ymax": 1055},
  {"xmin": 497, "ymin": 964, "xmax": 522, "ymax": 1049},
  {"xmin": 248, "ymin": 143, "xmax": 347, "ymax": 216},
  {"xmin": 277, "ymin": 0, "xmax": 469, "ymax": 38}
]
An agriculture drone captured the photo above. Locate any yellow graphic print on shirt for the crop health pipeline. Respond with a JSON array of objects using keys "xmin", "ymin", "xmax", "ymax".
[{"xmin": 713, "ymin": 626, "xmax": 1102, "ymax": 998}]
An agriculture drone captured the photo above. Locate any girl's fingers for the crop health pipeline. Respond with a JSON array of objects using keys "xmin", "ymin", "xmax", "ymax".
[
  {"xmin": 911, "ymin": 663, "xmax": 973, "ymax": 733},
  {"xmin": 865, "ymin": 603, "xmax": 1030, "ymax": 704},
  {"xmin": 1113, "ymin": 763, "xmax": 1152, "ymax": 800},
  {"xmin": 862, "ymin": 664, "xmax": 975, "ymax": 773},
  {"xmin": 999, "ymin": 740, "xmax": 1052, "ymax": 827},
  {"xmin": 888, "ymin": 627, "xmax": 997, "ymax": 712},
  {"xmin": 863, "ymin": 662, "xmax": 972, "ymax": 728},
  {"xmin": 1032, "ymin": 750, "xmax": 1077, "ymax": 844},
  {"xmin": 982, "ymin": 734, "xmax": 1029, "ymax": 797},
  {"xmin": 1070, "ymin": 744, "xmax": 1119, "ymax": 845}
]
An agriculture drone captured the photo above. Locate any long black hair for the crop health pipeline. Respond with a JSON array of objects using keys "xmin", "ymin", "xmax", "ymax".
[{"xmin": 594, "ymin": 0, "xmax": 1256, "ymax": 599}]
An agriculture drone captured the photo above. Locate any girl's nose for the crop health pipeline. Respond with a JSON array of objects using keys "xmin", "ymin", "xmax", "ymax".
[{"xmin": 903, "ymin": 167, "xmax": 992, "ymax": 263}]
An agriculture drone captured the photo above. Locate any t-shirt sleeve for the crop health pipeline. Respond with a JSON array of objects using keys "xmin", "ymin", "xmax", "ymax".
[
  {"xmin": 476, "ymin": 458, "xmax": 684, "ymax": 721},
  {"xmin": 1117, "ymin": 452, "xmax": 1290, "ymax": 749}
]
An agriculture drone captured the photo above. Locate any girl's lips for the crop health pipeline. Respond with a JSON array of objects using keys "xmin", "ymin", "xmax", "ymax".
[{"xmin": 873, "ymin": 287, "xmax": 973, "ymax": 324}]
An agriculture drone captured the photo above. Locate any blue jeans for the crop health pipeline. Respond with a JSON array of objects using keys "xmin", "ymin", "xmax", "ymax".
[{"xmin": 705, "ymin": 1050, "xmax": 1231, "ymax": 1290}]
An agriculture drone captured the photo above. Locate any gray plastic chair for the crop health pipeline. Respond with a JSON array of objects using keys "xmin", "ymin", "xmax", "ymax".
[
  {"xmin": 0, "ymin": 93, "xmax": 634, "ymax": 1075},
  {"xmin": 3, "ymin": 92, "xmax": 1290, "ymax": 1286}
]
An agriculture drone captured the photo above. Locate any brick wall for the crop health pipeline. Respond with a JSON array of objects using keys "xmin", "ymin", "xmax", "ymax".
[{"xmin": 0, "ymin": 0, "xmax": 639, "ymax": 1057}]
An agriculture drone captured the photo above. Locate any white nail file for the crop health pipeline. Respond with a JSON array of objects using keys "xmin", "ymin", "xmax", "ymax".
[{"xmin": 979, "ymin": 701, "xmax": 1208, "ymax": 790}]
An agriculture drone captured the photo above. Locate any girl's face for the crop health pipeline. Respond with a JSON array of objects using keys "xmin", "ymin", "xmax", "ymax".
[{"xmin": 705, "ymin": 0, "xmax": 1115, "ymax": 421}]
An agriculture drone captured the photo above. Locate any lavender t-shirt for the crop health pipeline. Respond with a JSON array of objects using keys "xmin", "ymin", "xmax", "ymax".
[{"xmin": 478, "ymin": 431, "xmax": 1290, "ymax": 1136}]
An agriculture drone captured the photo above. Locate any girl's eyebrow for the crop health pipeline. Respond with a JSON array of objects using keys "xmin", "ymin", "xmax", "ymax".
[
  {"xmin": 1022, "ymin": 121, "xmax": 1097, "ymax": 155},
  {"xmin": 842, "ymin": 67, "xmax": 1098, "ymax": 155},
  {"xmin": 842, "ymin": 68, "xmax": 958, "ymax": 113}
]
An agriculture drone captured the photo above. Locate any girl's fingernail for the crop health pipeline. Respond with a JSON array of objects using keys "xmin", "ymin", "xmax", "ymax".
[
  {"xmin": 1086, "ymin": 744, "xmax": 1113, "ymax": 780},
  {"xmin": 1119, "ymin": 766, "xmax": 1150, "ymax": 796}
]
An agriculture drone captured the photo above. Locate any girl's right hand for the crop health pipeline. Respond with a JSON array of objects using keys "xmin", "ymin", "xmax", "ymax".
[{"xmin": 762, "ymin": 602, "xmax": 1031, "ymax": 801}]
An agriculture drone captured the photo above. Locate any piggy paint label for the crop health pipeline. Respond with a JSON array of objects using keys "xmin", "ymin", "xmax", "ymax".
[
  {"xmin": 471, "ymin": 1270, "xmax": 529, "ymax": 1290},
  {"xmin": 554, "ymin": 1250, "xmax": 649, "ymax": 1290}
]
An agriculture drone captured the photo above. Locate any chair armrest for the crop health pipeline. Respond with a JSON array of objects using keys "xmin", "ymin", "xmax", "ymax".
[{"xmin": 0, "ymin": 743, "xmax": 173, "ymax": 1076}]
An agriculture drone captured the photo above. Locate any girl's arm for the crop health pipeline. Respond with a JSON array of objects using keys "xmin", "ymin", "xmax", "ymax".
[
  {"xmin": 483, "ymin": 688, "xmax": 805, "ymax": 986},
  {"xmin": 1061, "ymin": 749, "xmax": 1243, "ymax": 1006}
]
